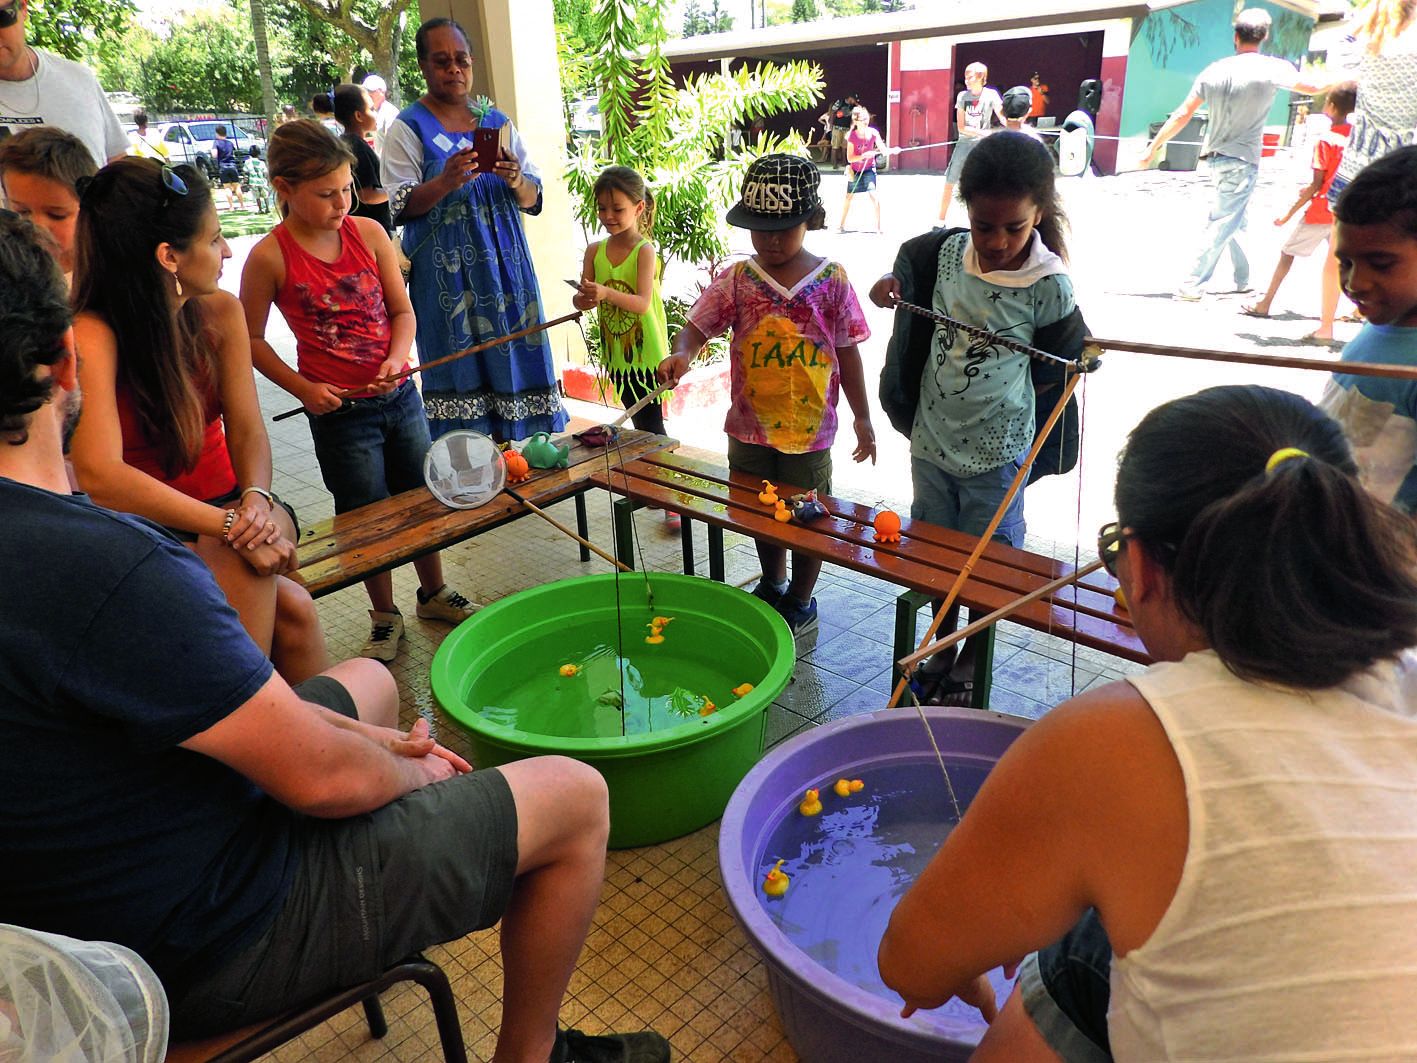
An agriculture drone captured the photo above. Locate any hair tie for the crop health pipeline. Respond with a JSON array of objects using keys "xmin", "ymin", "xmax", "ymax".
[{"xmin": 1265, "ymin": 447, "xmax": 1309, "ymax": 474}]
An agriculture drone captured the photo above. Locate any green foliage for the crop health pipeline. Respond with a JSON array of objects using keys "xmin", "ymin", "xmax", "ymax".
[
  {"xmin": 681, "ymin": 0, "xmax": 733, "ymax": 36},
  {"xmin": 25, "ymin": 0, "xmax": 135, "ymax": 63},
  {"xmin": 789, "ymin": 0, "xmax": 820, "ymax": 22},
  {"xmin": 135, "ymin": 7, "xmax": 264, "ymax": 113},
  {"xmin": 568, "ymin": 0, "xmax": 823, "ymax": 270}
]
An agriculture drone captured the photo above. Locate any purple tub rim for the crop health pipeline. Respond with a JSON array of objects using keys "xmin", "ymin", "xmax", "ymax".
[{"xmin": 718, "ymin": 706, "xmax": 1031, "ymax": 1047}]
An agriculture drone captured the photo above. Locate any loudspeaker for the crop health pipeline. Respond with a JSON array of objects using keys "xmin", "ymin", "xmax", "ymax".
[{"xmin": 1077, "ymin": 79, "xmax": 1102, "ymax": 118}]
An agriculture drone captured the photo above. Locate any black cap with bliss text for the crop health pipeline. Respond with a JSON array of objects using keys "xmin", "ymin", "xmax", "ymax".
[{"xmin": 725, "ymin": 153, "xmax": 822, "ymax": 232}]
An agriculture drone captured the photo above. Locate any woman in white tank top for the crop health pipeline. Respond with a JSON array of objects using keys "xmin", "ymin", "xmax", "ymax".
[{"xmin": 879, "ymin": 383, "xmax": 1417, "ymax": 1061}]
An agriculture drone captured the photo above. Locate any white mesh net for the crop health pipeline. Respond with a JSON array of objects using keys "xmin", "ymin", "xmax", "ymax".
[{"xmin": 0, "ymin": 924, "xmax": 167, "ymax": 1063}]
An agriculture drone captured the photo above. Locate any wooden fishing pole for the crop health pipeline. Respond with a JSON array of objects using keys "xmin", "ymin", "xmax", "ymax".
[
  {"xmin": 271, "ymin": 310, "xmax": 584, "ymax": 422},
  {"xmin": 1084, "ymin": 336, "xmax": 1417, "ymax": 382},
  {"xmin": 886, "ymin": 373, "xmax": 1083, "ymax": 709},
  {"xmin": 897, "ymin": 558, "xmax": 1108, "ymax": 675},
  {"xmin": 503, "ymin": 486, "xmax": 632, "ymax": 572}
]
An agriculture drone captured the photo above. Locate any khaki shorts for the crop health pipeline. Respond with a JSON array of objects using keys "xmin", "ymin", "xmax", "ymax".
[
  {"xmin": 830, "ymin": 127, "xmax": 848, "ymax": 150},
  {"xmin": 1281, "ymin": 220, "xmax": 1331, "ymax": 257}
]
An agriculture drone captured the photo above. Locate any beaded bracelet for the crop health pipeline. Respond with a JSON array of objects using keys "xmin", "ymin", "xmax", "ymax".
[{"xmin": 222, "ymin": 509, "xmax": 237, "ymax": 538}]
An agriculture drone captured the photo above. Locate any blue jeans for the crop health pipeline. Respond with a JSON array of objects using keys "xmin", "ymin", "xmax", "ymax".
[
  {"xmin": 910, "ymin": 454, "xmax": 1026, "ymax": 547},
  {"xmin": 1185, "ymin": 154, "xmax": 1256, "ymax": 290},
  {"xmin": 1018, "ymin": 908, "xmax": 1113, "ymax": 1063},
  {"xmin": 306, "ymin": 381, "xmax": 431, "ymax": 514}
]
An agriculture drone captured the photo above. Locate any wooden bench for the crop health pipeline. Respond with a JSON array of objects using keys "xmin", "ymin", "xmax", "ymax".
[
  {"xmin": 292, "ymin": 424, "xmax": 675, "ymax": 599},
  {"xmin": 590, "ymin": 451, "xmax": 1148, "ymax": 707}
]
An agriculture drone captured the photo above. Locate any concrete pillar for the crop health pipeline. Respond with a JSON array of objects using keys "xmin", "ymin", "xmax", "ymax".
[{"xmin": 426, "ymin": 0, "xmax": 586, "ymax": 365}]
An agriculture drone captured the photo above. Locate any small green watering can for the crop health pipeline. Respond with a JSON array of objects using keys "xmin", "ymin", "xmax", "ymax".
[{"xmin": 521, "ymin": 432, "xmax": 570, "ymax": 469}]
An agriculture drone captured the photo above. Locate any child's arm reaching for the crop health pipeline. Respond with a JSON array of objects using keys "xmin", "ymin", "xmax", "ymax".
[
  {"xmin": 837, "ymin": 343, "xmax": 876, "ymax": 464},
  {"xmin": 869, "ymin": 273, "xmax": 902, "ymax": 309},
  {"xmin": 571, "ymin": 245, "xmax": 598, "ymax": 311},
  {"xmin": 1275, "ymin": 166, "xmax": 1326, "ymax": 227},
  {"xmin": 238, "ymin": 237, "xmax": 344, "ymax": 415},
  {"xmin": 657, "ymin": 322, "xmax": 708, "ymax": 387},
  {"xmin": 359, "ymin": 217, "xmax": 416, "ymax": 392},
  {"xmin": 579, "ymin": 242, "xmax": 655, "ymax": 316}
]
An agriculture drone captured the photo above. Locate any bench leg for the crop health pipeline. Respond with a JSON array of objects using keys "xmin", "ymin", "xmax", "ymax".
[
  {"xmin": 707, "ymin": 525, "xmax": 725, "ymax": 583},
  {"xmin": 892, "ymin": 592, "xmax": 995, "ymax": 709},
  {"xmin": 574, "ymin": 491, "xmax": 590, "ymax": 564},
  {"xmin": 680, "ymin": 518, "xmax": 695, "ymax": 575},
  {"xmin": 612, "ymin": 497, "xmax": 637, "ymax": 570}
]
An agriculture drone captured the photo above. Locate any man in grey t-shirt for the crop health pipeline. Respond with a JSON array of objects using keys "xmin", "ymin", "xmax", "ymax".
[
  {"xmin": 0, "ymin": 0, "xmax": 126, "ymax": 168},
  {"xmin": 1142, "ymin": 9, "xmax": 1317, "ymax": 301}
]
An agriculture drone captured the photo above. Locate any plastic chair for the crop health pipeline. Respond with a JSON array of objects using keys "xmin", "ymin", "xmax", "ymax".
[{"xmin": 165, "ymin": 955, "xmax": 468, "ymax": 1063}]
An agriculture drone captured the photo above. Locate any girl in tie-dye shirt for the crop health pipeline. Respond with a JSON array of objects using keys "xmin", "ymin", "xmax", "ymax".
[{"xmin": 658, "ymin": 153, "xmax": 875, "ymax": 637}]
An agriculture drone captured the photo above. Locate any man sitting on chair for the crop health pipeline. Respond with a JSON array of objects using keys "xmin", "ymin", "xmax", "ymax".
[{"xmin": 0, "ymin": 214, "xmax": 669, "ymax": 1062}]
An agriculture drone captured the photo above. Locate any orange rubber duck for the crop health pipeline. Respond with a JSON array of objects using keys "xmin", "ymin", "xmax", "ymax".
[
  {"xmin": 874, "ymin": 510, "xmax": 902, "ymax": 543},
  {"xmin": 698, "ymin": 698, "xmax": 716, "ymax": 716},
  {"xmin": 799, "ymin": 788, "xmax": 822, "ymax": 816},
  {"xmin": 559, "ymin": 663, "xmax": 579, "ymax": 677},
  {"xmin": 832, "ymin": 778, "xmax": 852, "ymax": 798},
  {"xmin": 763, "ymin": 859, "xmax": 790, "ymax": 897},
  {"xmin": 773, "ymin": 499, "xmax": 793, "ymax": 523},
  {"xmin": 758, "ymin": 480, "xmax": 779, "ymax": 505},
  {"xmin": 732, "ymin": 682, "xmax": 754, "ymax": 697}
]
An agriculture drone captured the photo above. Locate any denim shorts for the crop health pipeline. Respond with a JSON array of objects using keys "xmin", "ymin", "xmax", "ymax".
[
  {"xmin": 1018, "ymin": 908, "xmax": 1113, "ymax": 1062},
  {"xmin": 307, "ymin": 380, "xmax": 431, "ymax": 514},
  {"xmin": 909, "ymin": 454, "xmax": 1026, "ymax": 547},
  {"xmin": 847, "ymin": 167, "xmax": 877, "ymax": 194}
]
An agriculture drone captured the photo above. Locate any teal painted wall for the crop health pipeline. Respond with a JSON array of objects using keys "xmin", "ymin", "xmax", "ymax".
[{"xmin": 1119, "ymin": 0, "xmax": 1314, "ymax": 141}]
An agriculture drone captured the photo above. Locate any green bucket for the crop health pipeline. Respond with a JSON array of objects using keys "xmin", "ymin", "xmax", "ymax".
[{"xmin": 431, "ymin": 572, "xmax": 795, "ymax": 848}]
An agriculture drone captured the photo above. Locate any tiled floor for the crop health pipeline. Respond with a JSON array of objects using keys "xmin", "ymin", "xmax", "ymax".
[{"xmin": 254, "ymin": 377, "xmax": 1143, "ymax": 1062}]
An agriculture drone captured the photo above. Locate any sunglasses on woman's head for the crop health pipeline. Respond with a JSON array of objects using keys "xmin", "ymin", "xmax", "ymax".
[
  {"xmin": 0, "ymin": 1, "xmax": 19, "ymax": 29},
  {"xmin": 158, "ymin": 164, "xmax": 188, "ymax": 210}
]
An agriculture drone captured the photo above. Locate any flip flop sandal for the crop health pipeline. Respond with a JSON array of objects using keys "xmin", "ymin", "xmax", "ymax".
[{"xmin": 1240, "ymin": 304, "xmax": 1270, "ymax": 318}]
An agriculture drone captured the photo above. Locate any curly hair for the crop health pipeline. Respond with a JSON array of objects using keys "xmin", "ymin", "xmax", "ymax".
[
  {"xmin": 958, "ymin": 130, "xmax": 1070, "ymax": 262},
  {"xmin": 0, "ymin": 214, "xmax": 72, "ymax": 446}
]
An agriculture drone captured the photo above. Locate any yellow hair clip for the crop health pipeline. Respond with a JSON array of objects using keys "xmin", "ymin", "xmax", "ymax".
[{"xmin": 1265, "ymin": 447, "xmax": 1310, "ymax": 474}]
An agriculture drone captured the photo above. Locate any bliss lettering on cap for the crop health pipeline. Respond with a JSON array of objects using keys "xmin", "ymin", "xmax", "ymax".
[{"xmin": 740, "ymin": 179, "xmax": 794, "ymax": 215}]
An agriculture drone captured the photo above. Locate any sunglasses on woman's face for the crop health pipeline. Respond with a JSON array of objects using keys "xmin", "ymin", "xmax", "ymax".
[
  {"xmin": 0, "ymin": 1, "xmax": 20, "ymax": 29},
  {"xmin": 1097, "ymin": 522, "xmax": 1132, "ymax": 578}
]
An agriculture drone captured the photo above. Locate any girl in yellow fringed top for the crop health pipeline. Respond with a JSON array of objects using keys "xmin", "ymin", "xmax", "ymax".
[{"xmin": 573, "ymin": 165, "xmax": 669, "ymax": 435}]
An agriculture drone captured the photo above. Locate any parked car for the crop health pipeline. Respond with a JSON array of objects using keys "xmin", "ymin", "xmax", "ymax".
[{"xmin": 151, "ymin": 120, "xmax": 265, "ymax": 179}]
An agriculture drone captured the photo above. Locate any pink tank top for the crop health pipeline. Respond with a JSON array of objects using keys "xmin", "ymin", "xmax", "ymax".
[
  {"xmin": 115, "ymin": 382, "xmax": 237, "ymax": 501},
  {"xmin": 272, "ymin": 217, "xmax": 394, "ymax": 391}
]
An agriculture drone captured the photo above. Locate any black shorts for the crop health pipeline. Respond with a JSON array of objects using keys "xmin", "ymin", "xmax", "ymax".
[
  {"xmin": 727, "ymin": 436, "xmax": 832, "ymax": 495},
  {"xmin": 167, "ymin": 677, "xmax": 520, "ymax": 1038},
  {"xmin": 164, "ymin": 488, "xmax": 300, "ymax": 545}
]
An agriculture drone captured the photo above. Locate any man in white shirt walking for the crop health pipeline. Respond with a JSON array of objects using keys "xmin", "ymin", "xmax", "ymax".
[
  {"xmin": 362, "ymin": 73, "xmax": 400, "ymax": 154},
  {"xmin": 1142, "ymin": 8, "xmax": 1320, "ymax": 301}
]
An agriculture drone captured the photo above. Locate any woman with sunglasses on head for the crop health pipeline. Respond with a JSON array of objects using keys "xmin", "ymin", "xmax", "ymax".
[
  {"xmin": 379, "ymin": 16, "xmax": 566, "ymax": 442},
  {"xmin": 880, "ymin": 384, "xmax": 1417, "ymax": 1061},
  {"xmin": 68, "ymin": 158, "xmax": 329, "ymax": 684}
]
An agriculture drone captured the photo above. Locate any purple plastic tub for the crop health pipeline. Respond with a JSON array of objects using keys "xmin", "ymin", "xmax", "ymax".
[{"xmin": 719, "ymin": 707, "xmax": 1030, "ymax": 1062}]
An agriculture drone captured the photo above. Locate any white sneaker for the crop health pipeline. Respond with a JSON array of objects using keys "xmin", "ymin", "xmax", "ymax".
[
  {"xmin": 415, "ymin": 585, "xmax": 480, "ymax": 624},
  {"xmin": 1174, "ymin": 284, "xmax": 1203, "ymax": 302},
  {"xmin": 361, "ymin": 610, "xmax": 404, "ymax": 662}
]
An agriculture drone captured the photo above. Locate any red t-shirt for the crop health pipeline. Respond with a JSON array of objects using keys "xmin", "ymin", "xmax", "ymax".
[
  {"xmin": 1303, "ymin": 121, "xmax": 1351, "ymax": 226},
  {"xmin": 272, "ymin": 217, "xmax": 395, "ymax": 391},
  {"xmin": 115, "ymin": 381, "xmax": 237, "ymax": 502}
]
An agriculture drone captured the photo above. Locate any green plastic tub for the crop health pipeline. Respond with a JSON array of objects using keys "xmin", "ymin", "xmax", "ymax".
[{"xmin": 431, "ymin": 573, "xmax": 795, "ymax": 848}]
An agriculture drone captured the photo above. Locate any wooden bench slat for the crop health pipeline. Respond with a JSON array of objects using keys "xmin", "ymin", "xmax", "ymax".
[
  {"xmin": 601, "ymin": 460, "xmax": 1126, "ymax": 628},
  {"xmin": 592, "ymin": 453, "xmax": 1147, "ymax": 664},
  {"xmin": 294, "ymin": 427, "xmax": 674, "ymax": 599},
  {"xmin": 637, "ymin": 451, "xmax": 1120, "ymax": 598}
]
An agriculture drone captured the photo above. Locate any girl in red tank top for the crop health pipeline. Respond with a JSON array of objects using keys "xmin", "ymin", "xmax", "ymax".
[
  {"xmin": 68, "ymin": 157, "xmax": 329, "ymax": 685},
  {"xmin": 241, "ymin": 120, "xmax": 477, "ymax": 661}
]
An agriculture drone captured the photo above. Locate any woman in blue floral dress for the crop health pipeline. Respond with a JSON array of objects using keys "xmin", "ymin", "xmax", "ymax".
[{"xmin": 382, "ymin": 17, "xmax": 567, "ymax": 441}]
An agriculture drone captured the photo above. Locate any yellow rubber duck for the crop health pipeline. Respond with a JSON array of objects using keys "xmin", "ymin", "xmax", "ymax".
[
  {"xmin": 773, "ymin": 499, "xmax": 793, "ymax": 523},
  {"xmin": 758, "ymin": 479, "xmax": 779, "ymax": 505},
  {"xmin": 1114, "ymin": 585, "xmax": 1128, "ymax": 612},
  {"xmin": 732, "ymin": 682, "xmax": 754, "ymax": 697},
  {"xmin": 645, "ymin": 633, "xmax": 665, "ymax": 645},
  {"xmin": 832, "ymin": 778, "xmax": 852, "ymax": 798},
  {"xmin": 763, "ymin": 859, "xmax": 790, "ymax": 897},
  {"xmin": 698, "ymin": 698, "xmax": 716, "ymax": 716},
  {"xmin": 799, "ymin": 788, "xmax": 822, "ymax": 816},
  {"xmin": 652, "ymin": 616, "xmax": 674, "ymax": 628},
  {"xmin": 849, "ymin": 779, "xmax": 864, "ymax": 793},
  {"xmin": 558, "ymin": 663, "xmax": 579, "ymax": 677}
]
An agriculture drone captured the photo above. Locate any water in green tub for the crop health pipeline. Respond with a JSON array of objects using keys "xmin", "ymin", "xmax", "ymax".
[{"xmin": 470, "ymin": 613, "xmax": 763, "ymax": 738}]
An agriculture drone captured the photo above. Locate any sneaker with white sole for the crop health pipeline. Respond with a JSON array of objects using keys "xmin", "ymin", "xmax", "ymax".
[
  {"xmin": 415, "ymin": 584, "xmax": 479, "ymax": 623},
  {"xmin": 361, "ymin": 610, "xmax": 404, "ymax": 661},
  {"xmin": 776, "ymin": 594, "xmax": 819, "ymax": 638}
]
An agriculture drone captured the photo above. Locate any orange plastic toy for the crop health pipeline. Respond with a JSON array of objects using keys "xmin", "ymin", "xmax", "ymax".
[
  {"xmin": 773, "ymin": 500, "xmax": 793, "ymax": 523},
  {"xmin": 759, "ymin": 479, "xmax": 779, "ymax": 505},
  {"xmin": 504, "ymin": 449, "xmax": 532, "ymax": 484},
  {"xmin": 874, "ymin": 510, "xmax": 901, "ymax": 543}
]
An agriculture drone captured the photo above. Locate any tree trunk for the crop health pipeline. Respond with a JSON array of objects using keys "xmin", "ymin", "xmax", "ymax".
[{"xmin": 249, "ymin": 0, "xmax": 278, "ymax": 123}]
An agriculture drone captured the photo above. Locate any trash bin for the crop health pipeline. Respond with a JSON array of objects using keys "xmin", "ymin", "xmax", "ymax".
[{"xmin": 1151, "ymin": 115, "xmax": 1207, "ymax": 171}]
